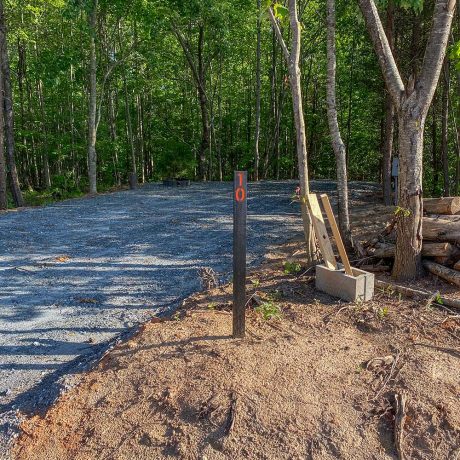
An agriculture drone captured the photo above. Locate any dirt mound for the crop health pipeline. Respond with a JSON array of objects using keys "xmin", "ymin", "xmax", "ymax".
[{"xmin": 13, "ymin": 249, "xmax": 460, "ymax": 460}]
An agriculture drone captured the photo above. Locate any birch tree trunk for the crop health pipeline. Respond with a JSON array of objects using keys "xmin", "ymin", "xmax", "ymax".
[
  {"xmin": 358, "ymin": 0, "xmax": 456, "ymax": 280},
  {"xmin": 269, "ymin": 0, "xmax": 316, "ymax": 262},
  {"xmin": 326, "ymin": 0, "xmax": 352, "ymax": 249},
  {"xmin": 382, "ymin": 0, "xmax": 395, "ymax": 206},
  {"xmin": 87, "ymin": 0, "xmax": 98, "ymax": 195},
  {"xmin": 254, "ymin": 0, "xmax": 262, "ymax": 181},
  {"xmin": 441, "ymin": 57, "xmax": 450, "ymax": 196},
  {"xmin": 0, "ymin": 0, "xmax": 23, "ymax": 207}
]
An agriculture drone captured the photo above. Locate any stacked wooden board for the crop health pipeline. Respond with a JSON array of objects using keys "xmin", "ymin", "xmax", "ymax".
[{"xmin": 368, "ymin": 197, "xmax": 460, "ymax": 287}]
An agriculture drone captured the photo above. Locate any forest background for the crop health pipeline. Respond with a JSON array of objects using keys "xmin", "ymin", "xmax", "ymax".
[{"xmin": 0, "ymin": 0, "xmax": 458, "ymax": 207}]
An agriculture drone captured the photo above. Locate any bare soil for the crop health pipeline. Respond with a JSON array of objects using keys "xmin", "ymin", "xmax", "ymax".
[{"xmin": 13, "ymin": 230, "xmax": 460, "ymax": 459}]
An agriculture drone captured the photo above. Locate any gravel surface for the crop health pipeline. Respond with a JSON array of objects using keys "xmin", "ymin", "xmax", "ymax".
[{"xmin": 0, "ymin": 180, "xmax": 379, "ymax": 456}]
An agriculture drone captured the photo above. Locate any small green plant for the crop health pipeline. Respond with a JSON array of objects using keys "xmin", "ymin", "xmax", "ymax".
[
  {"xmin": 173, "ymin": 312, "xmax": 181, "ymax": 321},
  {"xmin": 394, "ymin": 206, "xmax": 411, "ymax": 218},
  {"xmin": 355, "ymin": 364, "xmax": 365, "ymax": 374},
  {"xmin": 283, "ymin": 261, "xmax": 302, "ymax": 275},
  {"xmin": 255, "ymin": 302, "xmax": 282, "ymax": 320},
  {"xmin": 377, "ymin": 307, "xmax": 389, "ymax": 320},
  {"xmin": 207, "ymin": 302, "xmax": 217, "ymax": 310},
  {"xmin": 251, "ymin": 279, "xmax": 260, "ymax": 288}
]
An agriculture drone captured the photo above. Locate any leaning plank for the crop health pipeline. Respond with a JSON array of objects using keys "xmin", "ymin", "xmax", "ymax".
[
  {"xmin": 375, "ymin": 280, "xmax": 460, "ymax": 310},
  {"xmin": 372, "ymin": 242, "xmax": 457, "ymax": 259},
  {"xmin": 320, "ymin": 194, "xmax": 353, "ymax": 276},
  {"xmin": 306, "ymin": 194, "xmax": 337, "ymax": 270},
  {"xmin": 424, "ymin": 197, "xmax": 460, "ymax": 215},
  {"xmin": 423, "ymin": 217, "xmax": 460, "ymax": 243},
  {"xmin": 423, "ymin": 260, "xmax": 460, "ymax": 288}
]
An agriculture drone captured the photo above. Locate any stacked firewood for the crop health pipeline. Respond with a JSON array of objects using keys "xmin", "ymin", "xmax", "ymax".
[{"xmin": 366, "ymin": 197, "xmax": 460, "ymax": 287}]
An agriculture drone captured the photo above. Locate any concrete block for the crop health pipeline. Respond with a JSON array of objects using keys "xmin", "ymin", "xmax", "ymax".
[{"xmin": 316, "ymin": 264, "xmax": 374, "ymax": 302}]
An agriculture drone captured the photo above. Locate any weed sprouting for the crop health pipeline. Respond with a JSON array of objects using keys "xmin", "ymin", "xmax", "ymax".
[{"xmin": 255, "ymin": 302, "xmax": 282, "ymax": 320}]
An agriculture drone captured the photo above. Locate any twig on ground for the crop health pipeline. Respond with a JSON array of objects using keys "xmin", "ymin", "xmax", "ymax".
[
  {"xmin": 413, "ymin": 343, "xmax": 460, "ymax": 358},
  {"xmin": 324, "ymin": 304, "xmax": 350, "ymax": 323},
  {"xmin": 394, "ymin": 392, "xmax": 407, "ymax": 460},
  {"xmin": 225, "ymin": 392, "xmax": 237, "ymax": 436},
  {"xmin": 374, "ymin": 351, "xmax": 401, "ymax": 401}
]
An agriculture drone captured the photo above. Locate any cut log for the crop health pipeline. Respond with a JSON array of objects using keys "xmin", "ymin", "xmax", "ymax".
[
  {"xmin": 359, "ymin": 265, "xmax": 390, "ymax": 273},
  {"xmin": 423, "ymin": 217, "xmax": 460, "ymax": 243},
  {"xmin": 427, "ymin": 214, "xmax": 460, "ymax": 222},
  {"xmin": 372, "ymin": 242, "xmax": 458, "ymax": 259},
  {"xmin": 375, "ymin": 280, "xmax": 460, "ymax": 310},
  {"xmin": 423, "ymin": 260, "xmax": 460, "ymax": 287},
  {"xmin": 424, "ymin": 197, "xmax": 460, "ymax": 215}
]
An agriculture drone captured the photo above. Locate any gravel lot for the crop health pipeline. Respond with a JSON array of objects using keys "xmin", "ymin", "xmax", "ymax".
[{"xmin": 0, "ymin": 180, "xmax": 379, "ymax": 456}]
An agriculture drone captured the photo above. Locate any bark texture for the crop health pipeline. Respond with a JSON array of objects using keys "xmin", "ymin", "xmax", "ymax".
[{"xmin": 0, "ymin": 66, "xmax": 6, "ymax": 209}]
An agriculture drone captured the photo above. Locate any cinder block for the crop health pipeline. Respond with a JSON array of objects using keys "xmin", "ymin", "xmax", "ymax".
[{"xmin": 315, "ymin": 264, "xmax": 374, "ymax": 302}]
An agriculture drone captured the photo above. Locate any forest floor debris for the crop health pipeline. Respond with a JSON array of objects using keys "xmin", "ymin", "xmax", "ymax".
[{"xmin": 12, "ymin": 234, "xmax": 460, "ymax": 460}]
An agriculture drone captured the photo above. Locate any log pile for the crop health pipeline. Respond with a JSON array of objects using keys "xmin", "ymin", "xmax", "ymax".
[{"xmin": 366, "ymin": 197, "xmax": 460, "ymax": 287}]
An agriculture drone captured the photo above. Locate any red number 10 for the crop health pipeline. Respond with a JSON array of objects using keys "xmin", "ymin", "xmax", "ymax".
[{"xmin": 235, "ymin": 173, "xmax": 246, "ymax": 202}]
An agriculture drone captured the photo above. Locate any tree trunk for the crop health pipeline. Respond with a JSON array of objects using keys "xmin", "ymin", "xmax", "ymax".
[
  {"xmin": 0, "ymin": 66, "xmax": 6, "ymax": 209},
  {"xmin": 254, "ymin": 0, "xmax": 262, "ymax": 181},
  {"xmin": 0, "ymin": 0, "xmax": 23, "ymax": 206},
  {"xmin": 197, "ymin": 24, "xmax": 209, "ymax": 181},
  {"xmin": 441, "ymin": 57, "xmax": 450, "ymax": 196},
  {"xmin": 87, "ymin": 0, "xmax": 98, "ymax": 195},
  {"xmin": 382, "ymin": 0, "xmax": 395, "ymax": 206},
  {"xmin": 37, "ymin": 79, "xmax": 51, "ymax": 189},
  {"xmin": 358, "ymin": 0, "xmax": 456, "ymax": 280},
  {"xmin": 269, "ymin": 0, "xmax": 316, "ymax": 262},
  {"xmin": 392, "ymin": 110, "xmax": 424, "ymax": 279},
  {"xmin": 326, "ymin": 0, "xmax": 352, "ymax": 249}
]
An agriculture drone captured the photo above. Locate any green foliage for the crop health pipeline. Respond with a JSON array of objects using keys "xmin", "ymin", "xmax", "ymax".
[
  {"xmin": 377, "ymin": 307, "xmax": 389, "ymax": 320},
  {"xmin": 1, "ymin": 0, "xmax": 455, "ymax": 203},
  {"xmin": 155, "ymin": 140, "xmax": 196, "ymax": 179},
  {"xmin": 273, "ymin": 3, "xmax": 288, "ymax": 21},
  {"xmin": 394, "ymin": 207, "xmax": 411, "ymax": 218},
  {"xmin": 255, "ymin": 301, "xmax": 282, "ymax": 320},
  {"xmin": 283, "ymin": 261, "xmax": 302, "ymax": 275},
  {"xmin": 398, "ymin": 0, "xmax": 423, "ymax": 14}
]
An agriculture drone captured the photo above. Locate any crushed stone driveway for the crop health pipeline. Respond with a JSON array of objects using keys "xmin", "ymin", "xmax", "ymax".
[{"xmin": 0, "ymin": 180, "xmax": 379, "ymax": 449}]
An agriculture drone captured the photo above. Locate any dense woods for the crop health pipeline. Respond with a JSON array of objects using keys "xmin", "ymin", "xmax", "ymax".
[{"xmin": 0, "ymin": 0, "xmax": 458, "ymax": 205}]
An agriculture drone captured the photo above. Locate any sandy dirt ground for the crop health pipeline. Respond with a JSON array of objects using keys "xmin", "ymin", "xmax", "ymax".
[{"xmin": 12, "ymin": 234, "xmax": 460, "ymax": 460}]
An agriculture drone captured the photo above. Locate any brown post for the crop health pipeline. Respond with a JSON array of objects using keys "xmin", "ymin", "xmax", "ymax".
[{"xmin": 233, "ymin": 171, "xmax": 247, "ymax": 338}]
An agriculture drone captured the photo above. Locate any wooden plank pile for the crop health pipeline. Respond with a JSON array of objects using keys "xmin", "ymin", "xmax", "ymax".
[{"xmin": 368, "ymin": 197, "xmax": 460, "ymax": 287}]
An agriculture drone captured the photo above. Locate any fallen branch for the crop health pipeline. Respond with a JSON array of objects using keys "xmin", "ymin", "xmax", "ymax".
[
  {"xmin": 375, "ymin": 280, "xmax": 460, "ymax": 311},
  {"xmin": 225, "ymin": 392, "xmax": 237, "ymax": 437},
  {"xmin": 394, "ymin": 392, "xmax": 407, "ymax": 460}
]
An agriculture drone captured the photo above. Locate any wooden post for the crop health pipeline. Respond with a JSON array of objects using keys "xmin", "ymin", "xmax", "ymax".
[{"xmin": 233, "ymin": 171, "xmax": 247, "ymax": 338}]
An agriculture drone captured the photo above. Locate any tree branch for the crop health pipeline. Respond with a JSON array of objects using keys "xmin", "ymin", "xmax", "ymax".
[
  {"xmin": 268, "ymin": 7, "xmax": 290, "ymax": 63},
  {"xmin": 171, "ymin": 22, "xmax": 204, "ymax": 94},
  {"xmin": 416, "ymin": 0, "xmax": 456, "ymax": 112},
  {"xmin": 357, "ymin": 0, "xmax": 405, "ymax": 108}
]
